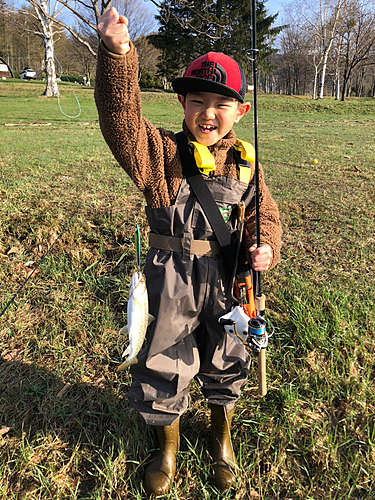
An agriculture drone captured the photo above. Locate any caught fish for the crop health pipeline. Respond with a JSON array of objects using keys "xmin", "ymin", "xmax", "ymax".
[{"xmin": 117, "ymin": 271, "xmax": 154, "ymax": 371}]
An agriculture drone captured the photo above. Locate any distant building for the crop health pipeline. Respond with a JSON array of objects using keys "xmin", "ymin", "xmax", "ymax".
[{"xmin": 0, "ymin": 58, "xmax": 13, "ymax": 79}]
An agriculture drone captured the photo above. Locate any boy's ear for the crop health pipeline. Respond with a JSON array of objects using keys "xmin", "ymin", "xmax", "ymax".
[
  {"xmin": 234, "ymin": 102, "xmax": 251, "ymax": 123},
  {"xmin": 178, "ymin": 94, "xmax": 186, "ymax": 110}
]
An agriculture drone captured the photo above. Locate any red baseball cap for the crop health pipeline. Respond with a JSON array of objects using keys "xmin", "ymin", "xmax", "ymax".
[{"xmin": 172, "ymin": 52, "xmax": 247, "ymax": 102}]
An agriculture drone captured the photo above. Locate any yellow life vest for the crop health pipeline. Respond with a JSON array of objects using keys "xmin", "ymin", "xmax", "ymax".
[{"xmin": 188, "ymin": 139, "xmax": 255, "ymax": 184}]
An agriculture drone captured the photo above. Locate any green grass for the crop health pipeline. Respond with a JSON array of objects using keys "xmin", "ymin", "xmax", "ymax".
[{"xmin": 1, "ymin": 80, "xmax": 375, "ymax": 499}]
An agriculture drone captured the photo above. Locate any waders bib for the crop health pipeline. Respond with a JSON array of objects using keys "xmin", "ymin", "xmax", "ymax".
[{"xmin": 129, "ymin": 173, "xmax": 253, "ymax": 426}]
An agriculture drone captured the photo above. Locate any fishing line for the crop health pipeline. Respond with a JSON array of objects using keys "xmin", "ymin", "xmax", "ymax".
[
  {"xmin": 54, "ymin": 54, "xmax": 82, "ymax": 119},
  {"xmin": 0, "ymin": 209, "xmax": 79, "ymax": 320}
]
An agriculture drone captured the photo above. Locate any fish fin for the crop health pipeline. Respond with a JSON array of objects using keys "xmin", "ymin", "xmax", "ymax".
[
  {"xmin": 119, "ymin": 325, "xmax": 128, "ymax": 335},
  {"xmin": 148, "ymin": 314, "xmax": 155, "ymax": 326},
  {"xmin": 121, "ymin": 345, "xmax": 131, "ymax": 358}
]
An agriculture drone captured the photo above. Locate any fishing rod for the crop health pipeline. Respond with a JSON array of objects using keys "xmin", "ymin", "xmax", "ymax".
[
  {"xmin": 219, "ymin": 3, "xmax": 274, "ymax": 395},
  {"xmin": 247, "ymin": 0, "xmax": 271, "ymax": 396},
  {"xmin": 205, "ymin": 0, "xmax": 275, "ymax": 395}
]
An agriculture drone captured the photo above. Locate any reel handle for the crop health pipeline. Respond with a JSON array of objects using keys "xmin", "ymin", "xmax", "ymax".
[{"xmin": 219, "ymin": 318, "xmax": 235, "ymax": 326}]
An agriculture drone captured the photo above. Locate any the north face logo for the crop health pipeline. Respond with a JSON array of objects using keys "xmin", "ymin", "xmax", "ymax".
[{"xmin": 190, "ymin": 61, "xmax": 227, "ymax": 84}]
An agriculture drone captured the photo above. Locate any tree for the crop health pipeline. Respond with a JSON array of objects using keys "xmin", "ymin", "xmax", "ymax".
[
  {"xmin": 149, "ymin": 0, "xmax": 284, "ymax": 88},
  {"xmin": 339, "ymin": 0, "xmax": 375, "ymax": 100},
  {"xmin": 69, "ymin": 32, "xmax": 97, "ymax": 84},
  {"xmin": 285, "ymin": 0, "xmax": 346, "ymax": 99},
  {"xmin": 134, "ymin": 34, "xmax": 161, "ymax": 85},
  {"xmin": 317, "ymin": 0, "xmax": 346, "ymax": 99},
  {"xmin": 0, "ymin": 2, "xmax": 44, "ymax": 71},
  {"xmin": 277, "ymin": 25, "xmax": 312, "ymax": 95},
  {"xmin": 12, "ymin": 0, "xmax": 65, "ymax": 96},
  {"xmin": 331, "ymin": 29, "xmax": 345, "ymax": 99},
  {"xmin": 113, "ymin": 0, "xmax": 156, "ymax": 40}
]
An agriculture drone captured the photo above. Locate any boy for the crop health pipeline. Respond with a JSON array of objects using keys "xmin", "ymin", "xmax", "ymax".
[{"xmin": 95, "ymin": 8, "xmax": 282, "ymax": 496}]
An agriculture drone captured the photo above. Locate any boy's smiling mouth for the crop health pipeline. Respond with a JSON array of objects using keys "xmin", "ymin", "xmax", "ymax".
[{"xmin": 199, "ymin": 125, "xmax": 217, "ymax": 132}]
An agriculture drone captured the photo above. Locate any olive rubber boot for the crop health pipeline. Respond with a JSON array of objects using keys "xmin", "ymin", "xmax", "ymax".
[
  {"xmin": 144, "ymin": 417, "xmax": 180, "ymax": 497},
  {"xmin": 210, "ymin": 405, "xmax": 238, "ymax": 491}
]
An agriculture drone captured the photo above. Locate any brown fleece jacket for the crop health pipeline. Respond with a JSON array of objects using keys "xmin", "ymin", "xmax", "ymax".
[{"xmin": 95, "ymin": 42, "xmax": 282, "ymax": 268}]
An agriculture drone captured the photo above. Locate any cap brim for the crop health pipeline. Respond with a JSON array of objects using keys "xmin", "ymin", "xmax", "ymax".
[{"xmin": 172, "ymin": 77, "xmax": 244, "ymax": 102}]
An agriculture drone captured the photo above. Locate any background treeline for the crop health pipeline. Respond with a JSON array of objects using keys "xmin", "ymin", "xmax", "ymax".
[
  {"xmin": 1, "ymin": 0, "xmax": 375, "ymax": 98},
  {"xmin": 272, "ymin": 0, "xmax": 375, "ymax": 99}
]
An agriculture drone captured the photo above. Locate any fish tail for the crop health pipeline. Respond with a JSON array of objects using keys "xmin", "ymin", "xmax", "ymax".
[{"xmin": 117, "ymin": 356, "xmax": 138, "ymax": 372}]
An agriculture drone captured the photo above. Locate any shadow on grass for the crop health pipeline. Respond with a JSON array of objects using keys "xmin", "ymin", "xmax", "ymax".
[
  {"xmin": 0, "ymin": 357, "xmax": 224, "ymax": 499},
  {"xmin": 0, "ymin": 356, "xmax": 151, "ymax": 498}
]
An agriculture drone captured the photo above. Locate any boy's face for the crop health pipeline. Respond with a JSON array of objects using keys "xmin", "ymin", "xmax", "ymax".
[{"xmin": 178, "ymin": 91, "xmax": 251, "ymax": 147}]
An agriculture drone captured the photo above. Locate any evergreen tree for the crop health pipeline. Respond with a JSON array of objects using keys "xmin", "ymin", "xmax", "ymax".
[{"xmin": 149, "ymin": 0, "xmax": 284, "ymax": 84}]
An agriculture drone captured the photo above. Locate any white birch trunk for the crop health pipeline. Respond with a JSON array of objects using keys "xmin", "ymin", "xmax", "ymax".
[
  {"xmin": 43, "ymin": 34, "xmax": 58, "ymax": 97},
  {"xmin": 34, "ymin": 0, "xmax": 59, "ymax": 97},
  {"xmin": 318, "ymin": 52, "xmax": 329, "ymax": 99},
  {"xmin": 308, "ymin": 0, "xmax": 345, "ymax": 100},
  {"xmin": 313, "ymin": 73, "xmax": 318, "ymax": 100},
  {"xmin": 312, "ymin": 66, "xmax": 319, "ymax": 99}
]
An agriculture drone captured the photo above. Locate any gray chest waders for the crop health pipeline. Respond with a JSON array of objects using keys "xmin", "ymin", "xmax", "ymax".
[{"xmin": 128, "ymin": 134, "xmax": 254, "ymax": 426}]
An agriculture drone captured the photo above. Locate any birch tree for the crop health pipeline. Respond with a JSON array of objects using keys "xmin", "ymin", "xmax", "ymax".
[
  {"xmin": 19, "ymin": 0, "xmax": 65, "ymax": 96},
  {"xmin": 286, "ymin": 0, "xmax": 346, "ymax": 98},
  {"xmin": 311, "ymin": 29, "xmax": 322, "ymax": 99},
  {"xmin": 331, "ymin": 31, "xmax": 345, "ymax": 99},
  {"xmin": 317, "ymin": 0, "xmax": 346, "ymax": 98}
]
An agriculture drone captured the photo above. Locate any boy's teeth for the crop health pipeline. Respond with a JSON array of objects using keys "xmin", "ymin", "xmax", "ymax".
[{"xmin": 201, "ymin": 125, "xmax": 215, "ymax": 131}]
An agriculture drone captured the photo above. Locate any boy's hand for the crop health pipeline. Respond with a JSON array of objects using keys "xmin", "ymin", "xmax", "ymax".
[
  {"xmin": 249, "ymin": 244, "xmax": 273, "ymax": 271},
  {"xmin": 97, "ymin": 7, "xmax": 130, "ymax": 55}
]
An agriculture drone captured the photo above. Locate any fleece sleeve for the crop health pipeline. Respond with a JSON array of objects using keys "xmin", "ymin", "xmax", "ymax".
[{"xmin": 94, "ymin": 42, "xmax": 175, "ymax": 208}]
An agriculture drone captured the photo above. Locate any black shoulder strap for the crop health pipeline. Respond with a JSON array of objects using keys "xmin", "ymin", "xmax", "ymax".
[{"xmin": 175, "ymin": 131, "xmax": 236, "ymax": 265}]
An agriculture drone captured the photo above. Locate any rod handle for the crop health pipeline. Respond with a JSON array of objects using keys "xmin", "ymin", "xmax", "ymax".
[{"xmin": 258, "ymin": 348, "xmax": 267, "ymax": 396}]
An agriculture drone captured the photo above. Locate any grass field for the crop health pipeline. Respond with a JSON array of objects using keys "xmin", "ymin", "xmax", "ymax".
[{"xmin": 0, "ymin": 79, "xmax": 375, "ymax": 500}]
